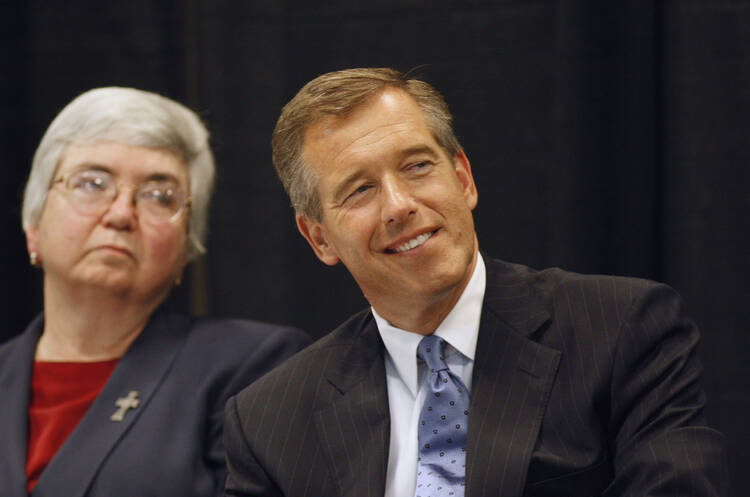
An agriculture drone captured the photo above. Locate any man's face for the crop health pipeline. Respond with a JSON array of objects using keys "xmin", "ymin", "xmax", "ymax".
[{"xmin": 297, "ymin": 89, "xmax": 478, "ymax": 313}]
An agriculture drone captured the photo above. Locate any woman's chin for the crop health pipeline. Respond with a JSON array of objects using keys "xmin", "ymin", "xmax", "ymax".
[
  {"xmin": 71, "ymin": 267, "xmax": 136, "ymax": 293},
  {"xmin": 48, "ymin": 261, "xmax": 174, "ymax": 302},
  {"xmin": 87, "ymin": 276, "xmax": 134, "ymax": 293}
]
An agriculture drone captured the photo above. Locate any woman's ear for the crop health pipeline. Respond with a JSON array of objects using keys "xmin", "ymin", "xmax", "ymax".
[{"xmin": 25, "ymin": 226, "xmax": 41, "ymax": 266}]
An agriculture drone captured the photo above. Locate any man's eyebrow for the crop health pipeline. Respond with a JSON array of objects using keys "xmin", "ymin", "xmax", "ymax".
[{"xmin": 398, "ymin": 145, "xmax": 440, "ymax": 159}]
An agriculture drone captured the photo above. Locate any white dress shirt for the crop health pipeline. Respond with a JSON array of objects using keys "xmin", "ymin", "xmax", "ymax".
[{"xmin": 373, "ymin": 254, "xmax": 486, "ymax": 497}]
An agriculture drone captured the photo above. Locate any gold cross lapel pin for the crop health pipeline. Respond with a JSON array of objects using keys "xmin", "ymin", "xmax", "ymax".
[{"xmin": 110, "ymin": 390, "xmax": 140, "ymax": 422}]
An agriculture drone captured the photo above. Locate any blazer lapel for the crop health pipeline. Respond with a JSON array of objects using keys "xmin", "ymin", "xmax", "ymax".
[
  {"xmin": 465, "ymin": 258, "xmax": 561, "ymax": 497},
  {"xmin": 0, "ymin": 316, "xmax": 43, "ymax": 497},
  {"xmin": 32, "ymin": 311, "xmax": 190, "ymax": 497},
  {"xmin": 314, "ymin": 314, "xmax": 390, "ymax": 497}
]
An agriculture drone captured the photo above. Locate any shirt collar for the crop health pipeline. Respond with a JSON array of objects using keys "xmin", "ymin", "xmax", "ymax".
[{"xmin": 373, "ymin": 253, "xmax": 486, "ymax": 397}]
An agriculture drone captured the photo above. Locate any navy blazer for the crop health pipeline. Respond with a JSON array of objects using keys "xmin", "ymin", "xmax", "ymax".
[
  {"xmin": 224, "ymin": 257, "xmax": 729, "ymax": 496},
  {"xmin": 0, "ymin": 309, "xmax": 310, "ymax": 497}
]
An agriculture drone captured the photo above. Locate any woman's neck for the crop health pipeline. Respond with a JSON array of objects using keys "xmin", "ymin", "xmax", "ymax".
[{"xmin": 35, "ymin": 279, "xmax": 162, "ymax": 361}]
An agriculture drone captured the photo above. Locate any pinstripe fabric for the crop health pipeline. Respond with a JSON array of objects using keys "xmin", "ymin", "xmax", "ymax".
[
  {"xmin": 225, "ymin": 311, "xmax": 390, "ymax": 497},
  {"xmin": 224, "ymin": 256, "xmax": 728, "ymax": 497}
]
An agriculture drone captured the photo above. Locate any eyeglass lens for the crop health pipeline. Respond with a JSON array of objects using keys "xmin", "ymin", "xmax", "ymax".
[{"xmin": 61, "ymin": 169, "xmax": 186, "ymax": 222}]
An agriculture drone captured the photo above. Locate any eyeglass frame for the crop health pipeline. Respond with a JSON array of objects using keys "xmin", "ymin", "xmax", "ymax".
[{"xmin": 49, "ymin": 168, "xmax": 192, "ymax": 224}]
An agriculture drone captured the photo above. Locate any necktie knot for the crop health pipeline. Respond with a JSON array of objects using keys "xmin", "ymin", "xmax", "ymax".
[{"xmin": 417, "ymin": 334, "xmax": 448, "ymax": 372}]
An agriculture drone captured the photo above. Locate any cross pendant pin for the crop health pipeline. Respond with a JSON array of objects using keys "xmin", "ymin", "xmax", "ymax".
[{"xmin": 110, "ymin": 390, "xmax": 140, "ymax": 422}]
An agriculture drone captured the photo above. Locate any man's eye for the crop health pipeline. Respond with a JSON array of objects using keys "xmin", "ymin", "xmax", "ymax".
[
  {"xmin": 345, "ymin": 184, "xmax": 372, "ymax": 203},
  {"xmin": 408, "ymin": 161, "xmax": 431, "ymax": 171}
]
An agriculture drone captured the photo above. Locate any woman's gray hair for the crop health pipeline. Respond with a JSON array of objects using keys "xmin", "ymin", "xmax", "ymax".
[{"xmin": 21, "ymin": 87, "xmax": 215, "ymax": 259}]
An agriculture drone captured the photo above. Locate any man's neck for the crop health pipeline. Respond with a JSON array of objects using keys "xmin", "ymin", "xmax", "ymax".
[{"xmin": 371, "ymin": 251, "xmax": 479, "ymax": 335}]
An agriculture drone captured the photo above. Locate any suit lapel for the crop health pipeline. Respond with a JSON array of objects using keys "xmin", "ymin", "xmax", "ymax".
[
  {"xmin": 32, "ymin": 311, "xmax": 190, "ymax": 497},
  {"xmin": 314, "ymin": 314, "xmax": 390, "ymax": 497},
  {"xmin": 0, "ymin": 316, "xmax": 43, "ymax": 497},
  {"xmin": 465, "ymin": 258, "xmax": 561, "ymax": 497}
]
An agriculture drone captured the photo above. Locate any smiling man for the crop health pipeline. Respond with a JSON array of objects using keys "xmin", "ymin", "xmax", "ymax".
[{"xmin": 224, "ymin": 68, "xmax": 728, "ymax": 497}]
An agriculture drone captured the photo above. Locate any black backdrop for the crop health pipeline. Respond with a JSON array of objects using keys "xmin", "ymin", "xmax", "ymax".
[{"xmin": 1, "ymin": 0, "xmax": 747, "ymax": 488}]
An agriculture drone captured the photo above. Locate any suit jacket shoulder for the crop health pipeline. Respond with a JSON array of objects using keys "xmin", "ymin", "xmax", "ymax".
[
  {"xmin": 235, "ymin": 308, "xmax": 377, "ymax": 397},
  {"xmin": 480, "ymin": 257, "xmax": 728, "ymax": 496},
  {"xmin": 225, "ymin": 309, "xmax": 390, "ymax": 497}
]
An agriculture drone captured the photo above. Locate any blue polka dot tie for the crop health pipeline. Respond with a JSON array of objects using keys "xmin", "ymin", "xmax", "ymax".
[{"xmin": 415, "ymin": 335, "xmax": 470, "ymax": 497}]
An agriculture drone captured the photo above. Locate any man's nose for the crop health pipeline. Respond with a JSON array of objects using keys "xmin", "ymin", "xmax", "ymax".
[
  {"xmin": 380, "ymin": 177, "xmax": 417, "ymax": 226},
  {"xmin": 101, "ymin": 186, "xmax": 137, "ymax": 230}
]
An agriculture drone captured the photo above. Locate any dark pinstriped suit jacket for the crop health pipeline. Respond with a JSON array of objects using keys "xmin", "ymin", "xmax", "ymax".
[{"xmin": 224, "ymin": 257, "xmax": 728, "ymax": 496}]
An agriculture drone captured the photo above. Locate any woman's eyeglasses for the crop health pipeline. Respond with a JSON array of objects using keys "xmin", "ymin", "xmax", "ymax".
[{"xmin": 51, "ymin": 169, "xmax": 190, "ymax": 223}]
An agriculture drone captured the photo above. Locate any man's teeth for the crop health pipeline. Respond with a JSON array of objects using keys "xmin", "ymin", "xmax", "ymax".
[{"xmin": 394, "ymin": 231, "xmax": 433, "ymax": 253}]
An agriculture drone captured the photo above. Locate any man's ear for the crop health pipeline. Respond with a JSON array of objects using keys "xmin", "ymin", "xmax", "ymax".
[
  {"xmin": 453, "ymin": 150, "xmax": 478, "ymax": 211},
  {"xmin": 296, "ymin": 213, "xmax": 340, "ymax": 266}
]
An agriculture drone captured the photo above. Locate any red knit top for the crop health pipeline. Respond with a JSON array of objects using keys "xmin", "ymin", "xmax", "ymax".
[{"xmin": 26, "ymin": 359, "xmax": 118, "ymax": 493}]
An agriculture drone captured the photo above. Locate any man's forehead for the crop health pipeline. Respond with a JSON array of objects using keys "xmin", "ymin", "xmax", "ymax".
[
  {"xmin": 302, "ymin": 90, "xmax": 429, "ymax": 153},
  {"xmin": 306, "ymin": 88, "xmax": 421, "ymax": 132}
]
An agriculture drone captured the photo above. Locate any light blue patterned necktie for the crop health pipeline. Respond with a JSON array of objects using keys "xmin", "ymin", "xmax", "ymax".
[{"xmin": 415, "ymin": 335, "xmax": 470, "ymax": 497}]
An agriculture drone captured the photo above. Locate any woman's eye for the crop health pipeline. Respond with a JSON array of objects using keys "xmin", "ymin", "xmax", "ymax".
[
  {"xmin": 142, "ymin": 187, "xmax": 177, "ymax": 207},
  {"xmin": 72, "ymin": 176, "xmax": 108, "ymax": 192}
]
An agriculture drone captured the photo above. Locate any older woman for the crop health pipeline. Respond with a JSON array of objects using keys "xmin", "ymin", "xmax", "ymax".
[{"xmin": 0, "ymin": 88, "xmax": 309, "ymax": 497}]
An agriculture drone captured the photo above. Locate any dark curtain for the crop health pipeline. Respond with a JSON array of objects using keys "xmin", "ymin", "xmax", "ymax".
[{"xmin": 2, "ymin": 0, "xmax": 747, "ymax": 487}]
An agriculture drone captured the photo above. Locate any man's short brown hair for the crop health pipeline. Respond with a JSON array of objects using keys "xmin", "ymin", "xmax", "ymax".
[{"xmin": 272, "ymin": 67, "xmax": 462, "ymax": 220}]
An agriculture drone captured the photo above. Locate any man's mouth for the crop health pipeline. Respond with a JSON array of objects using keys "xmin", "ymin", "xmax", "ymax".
[{"xmin": 389, "ymin": 230, "xmax": 436, "ymax": 253}]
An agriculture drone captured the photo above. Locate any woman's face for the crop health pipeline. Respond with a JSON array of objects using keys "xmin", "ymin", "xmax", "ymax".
[{"xmin": 26, "ymin": 142, "xmax": 190, "ymax": 304}]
